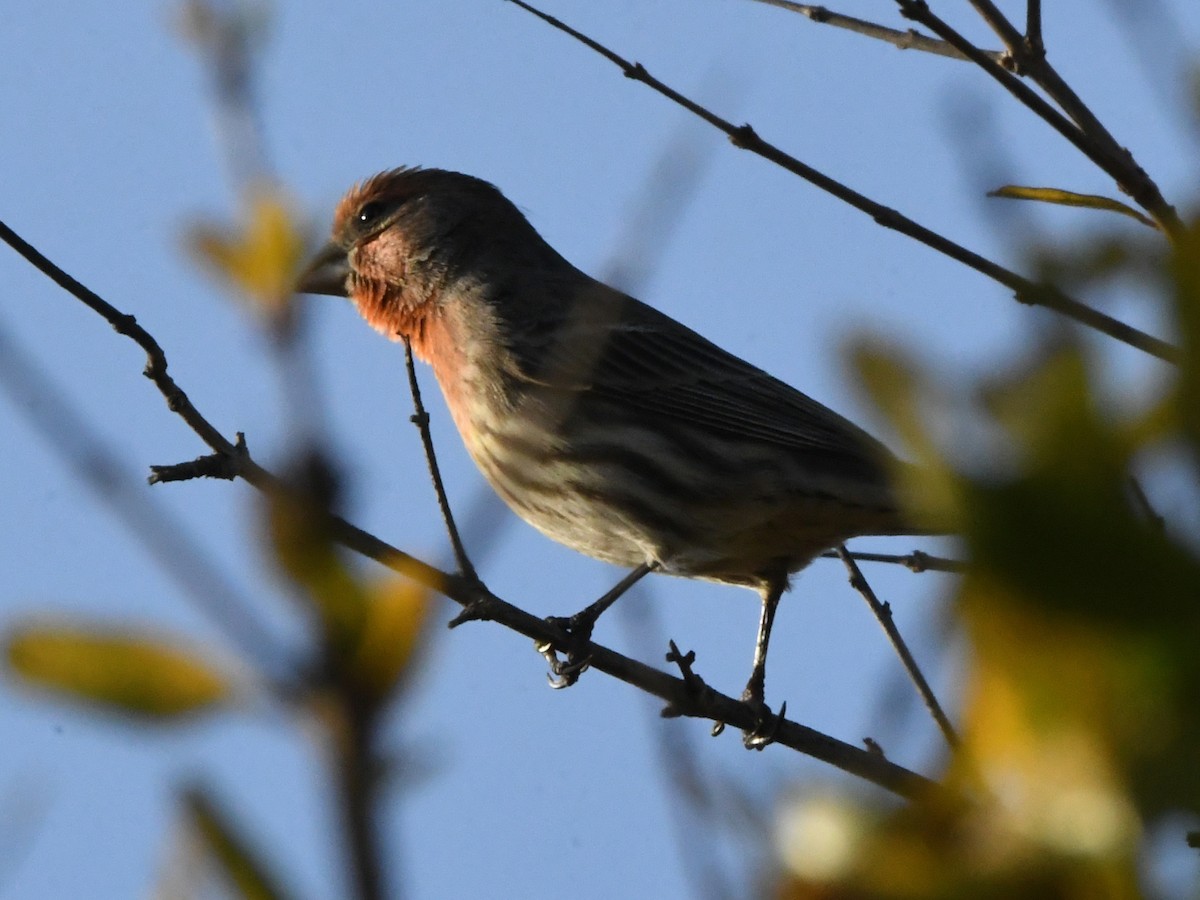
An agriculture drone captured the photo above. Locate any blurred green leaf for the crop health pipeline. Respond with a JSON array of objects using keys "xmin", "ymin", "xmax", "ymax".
[
  {"xmin": 955, "ymin": 345, "xmax": 1200, "ymax": 818},
  {"xmin": 1169, "ymin": 220, "xmax": 1200, "ymax": 453},
  {"xmin": 970, "ymin": 346, "xmax": 1200, "ymax": 628},
  {"xmin": 852, "ymin": 340, "xmax": 964, "ymax": 532},
  {"xmin": 989, "ymin": 185, "xmax": 1158, "ymax": 229},
  {"xmin": 856, "ymin": 328, "xmax": 1200, "ymax": 826},
  {"xmin": 185, "ymin": 786, "xmax": 292, "ymax": 900},
  {"xmin": 7, "ymin": 624, "xmax": 230, "ymax": 719}
]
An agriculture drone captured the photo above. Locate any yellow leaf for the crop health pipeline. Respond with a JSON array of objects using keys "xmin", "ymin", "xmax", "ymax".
[
  {"xmin": 189, "ymin": 187, "xmax": 307, "ymax": 318},
  {"xmin": 349, "ymin": 577, "xmax": 432, "ymax": 703},
  {"xmin": 261, "ymin": 464, "xmax": 368, "ymax": 653},
  {"xmin": 988, "ymin": 185, "xmax": 1158, "ymax": 229},
  {"xmin": 962, "ymin": 582, "xmax": 1141, "ymax": 841},
  {"xmin": 7, "ymin": 625, "xmax": 230, "ymax": 719}
]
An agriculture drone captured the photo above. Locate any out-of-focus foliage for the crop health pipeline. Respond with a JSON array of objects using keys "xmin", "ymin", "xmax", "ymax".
[
  {"xmin": 773, "ymin": 218, "xmax": 1200, "ymax": 896},
  {"xmin": 6, "ymin": 624, "xmax": 231, "ymax": 719},
  {"xmin": 189, "ymin": 187, "xmax": 307, "ymax": 327},
  {"xmin": 183, "ymin": 786, "xmax": 294, "ymax": 900},
  {"xmin": 263, "ymin": 456, "xmax": 432, "ymax": 705}
]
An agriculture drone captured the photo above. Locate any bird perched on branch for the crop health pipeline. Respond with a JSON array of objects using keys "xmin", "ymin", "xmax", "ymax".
[{"xmin": 299, "ymin": 167, "xmax": 913, "ymax": 744}]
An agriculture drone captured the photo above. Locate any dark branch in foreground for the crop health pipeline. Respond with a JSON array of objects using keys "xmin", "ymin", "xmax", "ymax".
[
  {"xmin": 502, "ymin": 0, "xmax": 1179, "ymax": 365},
  {"xmin": 0, "ymin": 218, "xmax": 942, "ymax": 802}
]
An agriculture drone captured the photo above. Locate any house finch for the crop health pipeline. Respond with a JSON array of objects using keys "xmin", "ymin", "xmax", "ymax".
[{"xmin": 299, "ymin": 167, "xmax": 911, "ymax": 740}]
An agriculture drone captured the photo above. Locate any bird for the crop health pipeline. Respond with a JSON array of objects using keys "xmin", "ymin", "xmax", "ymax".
[{"xmin": 298, "ymin": 166, "xmax": 913, "ymax": 742}]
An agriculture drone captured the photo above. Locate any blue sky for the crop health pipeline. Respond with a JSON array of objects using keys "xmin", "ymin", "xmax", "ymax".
[{"xmin": 2, "ymin": 2, "xmax": 1199, "ymax": 897}]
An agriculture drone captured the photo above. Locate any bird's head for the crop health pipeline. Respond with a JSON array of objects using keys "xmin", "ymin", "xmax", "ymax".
[{"xmin": 297, "ymin": 167, "xmax": 571, "ymax": 351}]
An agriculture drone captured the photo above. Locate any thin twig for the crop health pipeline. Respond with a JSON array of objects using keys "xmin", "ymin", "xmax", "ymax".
[
  {"xmin": 837, "ymin": 545, "xmax": 959, "ymax": 748},
  {"xmin": 966, "ymin": 0, "xmax": 1024, "ymax": 52},
  {"xmin": 748, "ymin": 0, "xmax": 1003, "ymax": 63},
  {"xmin": 900, "ymin": 1, "xmax": 1183, "ymax": 238},
  {"xmin": 402, "ymin": 337, "xmax": 478, "ymax": 583},
  {"xmin": 0, "ymin": 315, "xmax": 288, "ymax": 672},
  {"xmin": 0, "ymin": 220, "xmax": 259, "ymax": 466},
  {"xmin": 819, "ymin": 548, "xmax": 964, "ymax": 574},
  {"xmin": 768, "ymin": 0, "xmax": 1181, "ymax": 239},
  {"xmin": 501, "ymin": 1, "xmax": 1179, "ymax": 364},
  {"xmin": 0, "ymin": 222, "xmax": 940, "ymax": 799}
]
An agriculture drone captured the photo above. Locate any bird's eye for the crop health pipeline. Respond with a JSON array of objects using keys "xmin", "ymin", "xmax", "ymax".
[{"xmin": 357, "ymin": 200, "xmax": 390, "ymax": 228}]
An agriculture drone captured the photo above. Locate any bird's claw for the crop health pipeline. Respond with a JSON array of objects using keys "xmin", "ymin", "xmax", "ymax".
[
  {"xmin": 741, "ymin": 699, "xmax": 787, "ymax": 751},
  {"xmin": 536, "ymin": 615, "xmax": 594, "ymax": 689},
  {"xmin": 544, "ymin": 654, "xmax": 591, "ymax": 689}
]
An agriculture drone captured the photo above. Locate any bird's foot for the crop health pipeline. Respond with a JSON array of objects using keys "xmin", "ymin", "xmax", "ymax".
[
  {"xmin": 536, "ymin": 613, "xmax": 596, "ymax": 689},
  {"xmin": 740, "ymin": 684, "xmax": 787, "ymax": 750},
  {"xmin": 535, "ymin": 565, "xmax": 654, "ymax": 688}
]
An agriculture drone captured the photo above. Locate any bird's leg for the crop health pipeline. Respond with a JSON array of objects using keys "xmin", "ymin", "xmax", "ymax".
[
  {"xmin": 741, "ymin": 575, "xmax": 788, "ymax": 749},
  {"xmin": 540, "ymin": 561, "xmax": 657, "ymax": 688}
]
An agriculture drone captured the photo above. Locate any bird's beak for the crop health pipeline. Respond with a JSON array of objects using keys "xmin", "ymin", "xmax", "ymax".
[{"xmin": 295, "ymin": 241, "xmax": 351, "ymax": 297}]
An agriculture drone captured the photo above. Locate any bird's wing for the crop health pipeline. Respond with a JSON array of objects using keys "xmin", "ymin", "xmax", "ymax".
[{"xmin": 512, "ymin": 286, "xmax": 895, "ymax": 482}]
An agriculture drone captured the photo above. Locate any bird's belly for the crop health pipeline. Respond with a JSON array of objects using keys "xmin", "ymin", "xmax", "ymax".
[
  {"xmin": 451, "ymin": 382, "xmax": 903, "ymax": 585},
  {"xmin": 471, "ymin": 441, "xmax": 654, "ymax": 567},
  {"xmin": 464, "ymin": 421, "xmax": 896, "ymax": 583}
]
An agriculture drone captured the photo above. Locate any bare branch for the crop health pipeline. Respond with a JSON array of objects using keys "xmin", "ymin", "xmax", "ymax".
[
  {"xmin": 501, "ymin": 1, "xmax": 1179, "ymax": 364},
  {"xmin": 820, "ymin": 548, "xmax": 964, "ymax": 574},
  {"xmin": 0, "ymin": 315, "xmax": 287, "ymax": 671},
  {"xmin": 837, "ymin": 546, "xmax": 959, "ymax": 748},
  {"xmin": 0, "ymin": 219, "xmax": 942, "ymax": 800},
  {"xmin": 966, "ymin": 0, "xmax": 1024, "ymax": 53},
  {"xmin": 149, "ymin": 443, "xmax": 246, "ymax": 483},
  {"xmin": 749, "ymin": 0, "xmax": 1003, "ymax": 63},
  {"xmin": 402, "ymin": 337, "xmax": 479, "ymax": 583},
  {"xmin": 899, "ymin": 1, "xmax": 1184, "ymax": 238}
]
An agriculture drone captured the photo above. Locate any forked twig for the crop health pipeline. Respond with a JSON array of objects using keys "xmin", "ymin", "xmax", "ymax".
[
  {"xmin": 899, "ymin": 0, "xmax": 1183, "ymax": 237},
  {"xmin": 749, "ymin": 0, "xmax": 1004, "ymax": 63},
  {"xmin": 502, "ymin": 0, "xmax": 1179, "ymax": 364},
  {"xmin": 0, "ymin": 219, "xmax": 941, "ymax": 799},
  {"xmin": 820, "ymin": 547, "xmax": 963, "ymax": 574},
  {"xmin": 837, "ymin": 545, "xmax": 959, "ymax": 748},
  {"xmin": 0, "ymin": 314, "xmax": 287, "ymax": 671}
]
